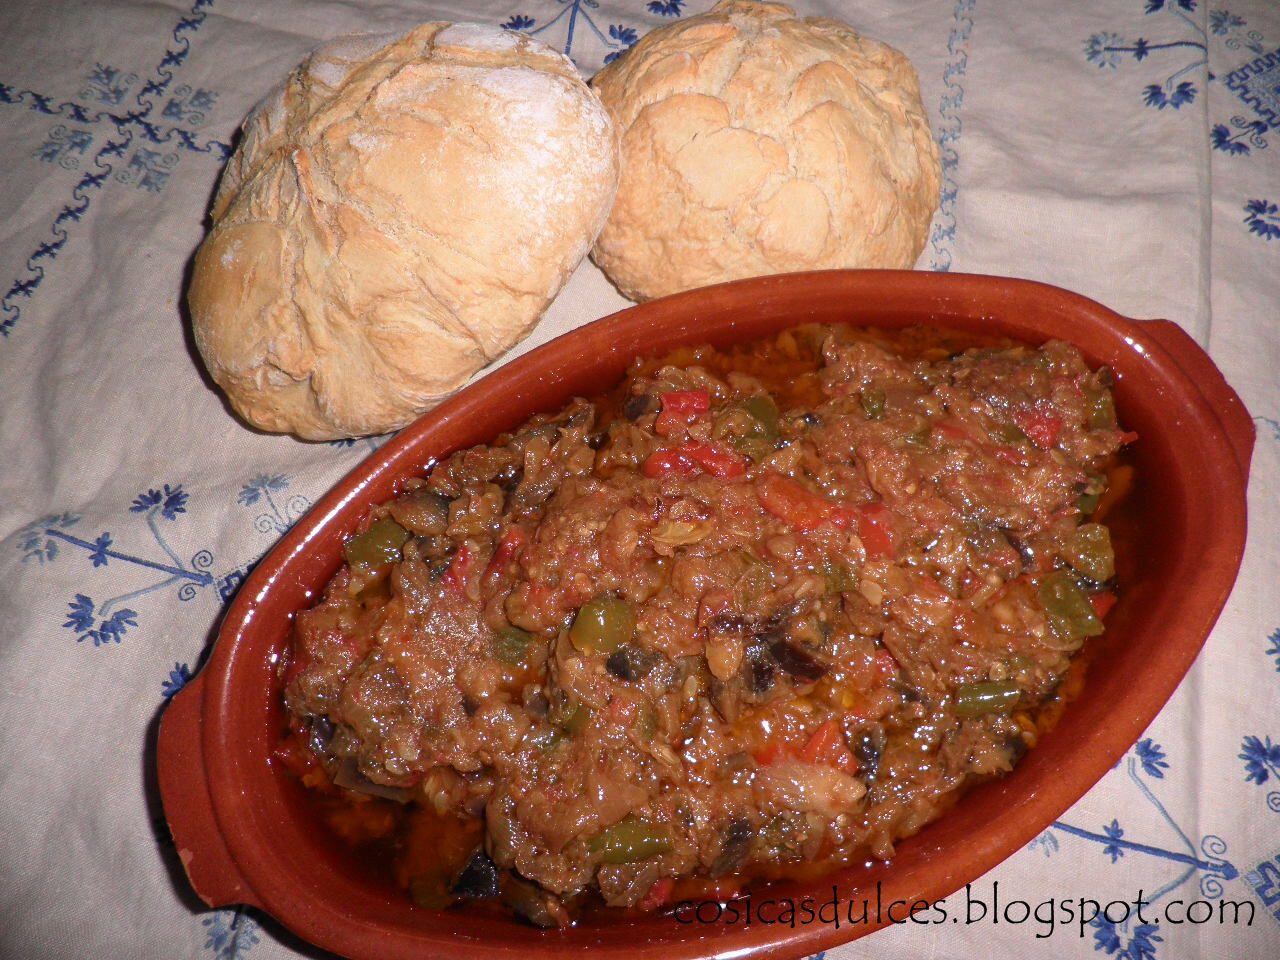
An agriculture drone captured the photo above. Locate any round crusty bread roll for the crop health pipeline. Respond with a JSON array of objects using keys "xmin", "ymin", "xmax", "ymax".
[
  {"xmin": 189, "ymin": 23, "xmax": 618, "ymax": 440},
  {"xmin": 590, "ymin": 0, "xmax": 940, "ymax": 302}
]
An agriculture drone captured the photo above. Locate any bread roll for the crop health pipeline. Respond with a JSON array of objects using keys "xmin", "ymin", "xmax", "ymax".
[
  {"xmin": 590, "ymin": 0, "xmax": 940, "ymax": 302},
  {"xmin": 189, "ymin": 23, "xmax": 618, "ymax": 440}
]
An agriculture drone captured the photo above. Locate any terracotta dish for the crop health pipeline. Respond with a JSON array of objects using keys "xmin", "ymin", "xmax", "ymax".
[{"xmin": 159, "ymin": 271, "xmax": 1253, "ymax": 960}]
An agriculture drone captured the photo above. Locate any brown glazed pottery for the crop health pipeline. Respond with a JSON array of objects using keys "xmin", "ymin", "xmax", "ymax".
[{"xmin": 158, "ymin": 271, "xmax": 1253, "ymax": 960}]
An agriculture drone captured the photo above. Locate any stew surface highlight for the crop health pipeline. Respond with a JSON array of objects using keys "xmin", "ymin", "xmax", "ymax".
[{"xmin": 277, "ymin": 324, "xmax": 1133, "ymax": 926}]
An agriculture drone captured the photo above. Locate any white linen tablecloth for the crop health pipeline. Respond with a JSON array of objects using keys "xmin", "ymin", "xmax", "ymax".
[{"xmin": 2, "ymin": 2, "xmax": 1278, "ymax": 958}]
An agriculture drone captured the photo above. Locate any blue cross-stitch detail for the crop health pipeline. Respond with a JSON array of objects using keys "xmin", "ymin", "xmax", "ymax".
[
  {"xmin": 0, "ymin": 0, "xmax": 228, "ymax": 339},
  {"xmin": 1244, "ymin": 199, "xmax": 1280, "ymax": 240},
  {"xmin": 1244, "ymin": 851, "xmax": 1280, "ymax": 928},
  {"xmin": 1225, "ymin": 46, "xmax": 1280, "ymax": 130},
  {"xmin": 201, "ymin": 907, "xmax": 261, "ymax": 960},
  {"xmin": 161, "ymin": 84, "xmax": 217, "ymax": 125},
  {"xmin": 928, "ymin": 0, "xmax": 976, "ymax": 272},
  {"xmin": 33, "ymin": 125, "xmax": 95, "ymax": 168},
  {"xmin": 503, "ymin": 0, "xmax": 662, "ymax": 70},
  {"xmin": 161, "ymin": 662, "xmax": 193, "ymax": 698},
  {"xmin": 1266, "ymin": 627, "xmax": 1280, "ymax": 672},
  {"xmin": 79, "ymin": 64, "xmax": 138, "ymax": 105}
]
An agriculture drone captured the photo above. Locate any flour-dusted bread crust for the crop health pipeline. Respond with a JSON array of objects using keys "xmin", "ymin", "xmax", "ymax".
[
  {"xmin": 189, "ymin": 23, "xmax": 618, "ymax": 440},
  {"xmin": 590, "ymin": 0, "xmax": 940, "ymax": 302}
]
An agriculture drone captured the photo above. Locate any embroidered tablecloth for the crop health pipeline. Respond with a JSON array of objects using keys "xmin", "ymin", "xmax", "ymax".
[{"xmin": 2, "ymin": 2, "xmax": 1278, "ymax": 958}]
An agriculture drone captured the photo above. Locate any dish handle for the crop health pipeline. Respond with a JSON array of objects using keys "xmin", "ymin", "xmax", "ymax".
[
  {"xmin": 158, "ymin": 672, "xmax": 261, "ymax": 909},
  {"xmin": 1136, "ymin": 319, "xmax": 1255, "ymax": 477}
]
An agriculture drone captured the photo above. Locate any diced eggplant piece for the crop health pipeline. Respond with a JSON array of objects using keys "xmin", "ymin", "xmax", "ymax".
[
  {"xmin": 624, "ymin": 393, "xmax": 657, "ymax": 420},
  {"xmin": 767, "ymin": 637, "xmax": 828, "ymax": 684},
  {"xmin": 332, "ymin": 758, "xmax": 413, "ymax": 804},
  {"xmin": 452, "ymin": 848, "xmax": 501, "ymax": 899},
  {"xmin": 501, "ymin": 874, "xmax": 570, "ymax": 929},
  {"xmin": 709, "ymin": 818, "xmax": 753, "ymax": 878}
]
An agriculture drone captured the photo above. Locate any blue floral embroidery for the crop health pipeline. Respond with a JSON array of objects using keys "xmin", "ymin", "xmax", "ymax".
[
  {"xmin": 79, "ymin": 64, "xmax": 138, "ymax": 105},
  {"xmin": 1082, "ymin": 0, "xmax": 1206, "ymax": 111},
  {"xmin": 1027, "ymin": 831, "xmax": 1060, "ymax": 856},
  {"xmin": 1266, "ymin": 627, "xmax": 1280, "ymax": 672},
  {"xmin": 1244, "ymin": 199, "xmax": 1280, "ymax": 240},
  {"xmin": 161, "ymin": 662, "xmax": 193, "ymax": 698},
  {"xmin": 1092, "ymin": 916, "xmax": 1163, "ymax": 960},
  {"xmin": 1210, "ymin": 10, "xmax": 1245, "ymax": 35},
  {"xmin": 1256, "ymin": 416, "xmax": 1280, "ymax": 441},
  {"xmin": 502, "ymin": 1, "xmax": 663, "ymax": 69},
  {"xmin": 1102, "ymin": 819, "xmax": 1127, "ymax": 863},
  {"xmin": 237, "ymin": 474, "xmax": 310, "ymax": 535},
  {"xmin": 1135, "ymin": 738, "xmax": 1169, "ymax": 778},
  {"xmin": 17, "ymin": 512, "xmax": 81, "ymax": 564},
  {"xmin": 1211, "ymin": 118, "xmax": 1268, "ymax": 154},
  {"xmin": 64, "ymin": 595, "xmax": 139, "ymax": 646},
  {"xmin": 201, "ymin": 908, "xmax": 260, "ymax": 960},
  {"xmin": 647, "ymin": 1, "xmax": 685, "ymax": 15},
  {"xmin": 130, "ymin": 484, "xmax": 190, "ymax": 520},
  {"xmin": 1241, "ymin": 735, "xmax": 1280, "ymax": 785}
]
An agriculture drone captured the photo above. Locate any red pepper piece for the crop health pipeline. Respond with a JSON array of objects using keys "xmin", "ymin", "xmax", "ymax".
[
  {"xmin": 1016, "ymin": 410, "xmax": 1064, "ymax": 449},
  {"xmin": 638, "ymin": 877, "xmax": 675, "ymax": 912},
  {"xmin": 856, "ymin": 502, "xmax": 896, "ymax": 560},
  {"xmin": 756, "ymin": 472, "xmax": 833, "ymax": 531},
  {"xmin": 655, "ymin": 390, "xmax": 711, "ymax": 436},
  {"xmin": 682, "ymin": 442, "xmax": 746, "ymax": 479},
  {"xmin": 642, "ymin": 447, "xmax": 701, "ymax": 478}
]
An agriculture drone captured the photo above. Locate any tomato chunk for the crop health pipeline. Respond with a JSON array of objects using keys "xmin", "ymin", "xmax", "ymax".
[
  {"xmin": 757, "ymin": 473, "xmax": 834, "ymax": 531},
  {"xmin": 655, "ymin": 390, "xmax": 710, "ymax": 435},
  {"xmin": 798, "ymin": 719, "xmax": 859, "ymax": 775},
  {"xmin": 682, "ymin": 442, "xmax": 746, "ymax": 479},
  {"xmin": 856, "ymin": 502, "xmax": 896, "ymax": 560}
]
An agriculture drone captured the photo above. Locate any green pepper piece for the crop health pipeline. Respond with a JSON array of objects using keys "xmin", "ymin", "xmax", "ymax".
[
  {"xmin": 491, "ymin": 627, "xmax": 535, "ymax": 665},
  {"xmin": 344, "ymin": 518, "xmax": 410, "ymax": 568},
  {"xmin": 860, "ymin": 388, "xmax": 886, "ymax": 420},
  {"xmin": 570, "ymin": 595, "xmax": 635, "ymax": 654},
  {"xmin": 994, "ymin": 422, "xmax": 1029, "ymax": 445},
  {"xmin": 1084, "ymin": 387, "xmax": 1117, "ymax": 430},
  {"xmin": 744, "ymin": 394, "xmax": 780, "ymax": 441},
  {"xmin": 954, "ymin": 679, "xmax": 1022, "ymax": 717},
  {"xmin": 1077, "ymin": 490, "xmax": 1101, "ymax": 515},
  {"xmin": 1065, "ymin": 523, "xmax": 1115, "ymax": 582},
  {"xmin": 560, "ymin": 702, "xmax": 592, "ymax": 737},
  {"xmin": 823, "ymin": 560, "xmax": 857, "ymax": 593},
  {"xmin": 587, "ymin": 816, "xmax": 672, "ymax": 863},
  {"xmin": 1039, "ymin": 570, "xmax": 1104, "ymax": 641}
]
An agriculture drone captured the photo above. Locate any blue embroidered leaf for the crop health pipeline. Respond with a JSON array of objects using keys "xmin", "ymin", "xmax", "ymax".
[
  {"xmin": 237, "ymin": 486, "xmax": 261, "ymax": 506},
  {"xmin": 1167, "ymin": 81, "xmax": 1196, "ymax": 109},
  {"xmin": 1101, "ymin": 819, "xmax": 1125, "ymax": 862},
  {"xmin": 201, "ymin": 908, "xmax": 262, "ymax": 960},
  {"xmin": 162, "ymin": 662, "xmax": 192, "ymax": 698},
  {"xmin": 648, "ymin": 0, "xmax": 686, "ymax": 16},
  {"xmin": 1240, "ymin": 735, "xmax": 1280, "ymax": 784},
  {"xmin": 131, "ymin": 488, "xmax": 164, "ymax": 512},
  {"xmin": 88, "ymin": 533, "xmax": 113, "ymax": 567},
  {"xmin": 160, "ymin": 484, "xmax": 188, "ymax": 521},
  {"xmin": 1135, "ymin": 738, "xmax": 1168, "ymax": 778},
  {"xmin": 1142, "ymin": 84, "xmax": 1168, "ymax": 108},
  {"xmin": 97, "ymin": 608, "xmax": 137, "ymax": 645},
  {"xmin": 1126, "ymin": 923, "xmax": 1164, "ymax": 960},
  {"xmin": 1132, "ymin": 38, "xmax": 1150, "ymax": 61},
  {"xmin": 1266, "ymin": 628, "xmax": 1280, "ymax": 671},
  {"xmin": 609, "ymin": 24, "xmax": 639, "ymax": 45},
  {"xmin": 1144, "ymin": 0, "xmax": 1165, "ymax": 11},
  {"xmin": 502, "ymin": 15, "xmax": 535, "ymax": 31},
  {"xmin": 1092, "ymin": 915, "xmax": 1123, "ymax": 955},
  {"xmin": 1211, "ymin": 124, "xmax": 1249, "ymax": 154},
  {"xmin": 64, "ymin": 594, "xmax": 96, "ymax": 633},
  {"xmin": 1177, "ymin": 0, "xmax": 1196, "ymax": 10},
  {"xmin": 1244, "ymin": 199, "xmax": 1280, "ymax": 240}
]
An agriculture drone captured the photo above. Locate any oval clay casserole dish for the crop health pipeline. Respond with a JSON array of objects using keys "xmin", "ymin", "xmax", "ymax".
[{"xmin": 158, "ymin": 271, "xmax": 1253, "ymax": 960}]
